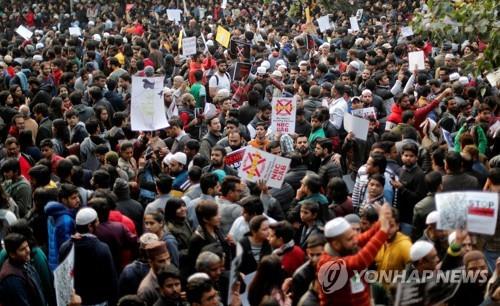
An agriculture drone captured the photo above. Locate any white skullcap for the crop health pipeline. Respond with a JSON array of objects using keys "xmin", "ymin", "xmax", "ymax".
[
  {"xmin": 256, "ymin": 66, "xmax": 267, "ymax": 75},
  {"xmin": 76, "ymin": 207, "xmax": 98, "ymax": 225},
  {"xmin": 298, "ymin": 60, "xmax": 308, "ymax": 67},
  {"xmin": 448, "ymin": 231, "xmax": 456, "ymax": 245},
  {"xmin": 92, "ymin": 34, "xmax": 101, "ymax": 42},
  {"xmin": 449, "ymin": 72, "xmax": 460, "ymax": 81},
  {"xmin": 275, "ymin": 59, "xmax": 286, "ymax": 67},
  {"xmin": 362, "ymin": 89, "xmax": 372, "ymax": 96},
  {"xmin": 320, "ymin": 42, "xmax": 330, "ymax": 49},
  {"xmin": 325, "ymin": 217, "xmax": 351, "ymax": 238},
  {"xmin": 410, "ymin": 240, "xmax": 434, "ymax": 262},
  {"xmin": 35, "ymin": 43, "xmax": 44, "ymax": 50},
  {"xmin": 260, "ymin": 60, "xmax": 270, "ymax": 70},
  {"xmin": 458, "ymin": 76, "xmax": 469, "ymax": 85},
  {"xmin": 354, "ymin": 37, "xmax": 364, "ymax": 46},
  {"xmin": 163, "ymin": 87, "xmax": 173, "ymax": 95},
  {"xmin": 216, "ymin": 88, "xmax": 231, "ymax": 99},
  {"xmin": 162, "ymin": 153, "xmax": 173, "ymax": 165},
  {"xmin": 382, "ymin": 43, "xmax": 392, "ymax": 49},
  {"xmin": 103, "ymin": 32, "xmax": 110, "ymax": 38},
  {"xmin": 170, "ymin": 152, "xmax": 187, "ymax": 165},
  {"xmin": 33, "ymin": 55, "xmax": 43, "ymax": 62},
  {"xmin": 271, "ymin": 70, "xmax": 282, "ymax": 78},
  {"xmin": 445, "ymin": 53, "xmax": 455, "ymax": 60},
  {"xmin": 426, "ymin": 211, "xmax": 439, "ymax": 225},
  {"xmin": 349, "ymin": 61, "xmax": 360, "ymax": 70},
  {"xmin": 206, "ymin": 39, "xmax": 214, "ymax": 47},
  {"xmin": 88, "ymin": 20, "xmax": 95, "ymax": 27},
  {"xmin": 187, "ymin": 272, "xmax": 211, "ymax": 283}
]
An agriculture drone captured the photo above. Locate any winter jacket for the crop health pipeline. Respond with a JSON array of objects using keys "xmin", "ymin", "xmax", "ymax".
[
  {"xmin": 412, "ymin": 193, "xmax": 436, "ymax": 241},
  {"xmin": 118, "ymin": 260, "xmax": 150, "ymax": 298},
  {"xmin": 80, "ymin": 135, "xmax": 109, "ymax": 171},
  {"xmin": 44, "ymin": 201, "xmax": 75, "ymax": 271},
  {"xmin": 238, "ymin": 235, "xmax": 272, "ymax": 275},
  {"xmin": 374, "ymin": 232, "xmax": 412, "ymax": 286},
  {"xmin": 0, "ymin": 259, "xmax": 47, "ymax": 306},
  {"xmin": 71, "ymin": 104, "xmax": 95, "ymax": 124},
  {"xmin": 396, "ymin": 164, "xmax": 427, "ymax": 224},
  {"xmin": 2, "ymin": 177, "xmax": 32, "ymax": 218},
  {"xmin": 69, "ymin": 121, "xmax": 88, "ymax": 144}
]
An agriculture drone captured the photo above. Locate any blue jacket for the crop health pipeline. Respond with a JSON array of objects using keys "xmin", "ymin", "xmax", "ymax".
[{"xmin": 44, "ymin": 202, "xmax": 75, "ymax": 271}]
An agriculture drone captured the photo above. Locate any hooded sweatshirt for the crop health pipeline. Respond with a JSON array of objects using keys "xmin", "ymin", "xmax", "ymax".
[{"xmin": 44, "ymin": 201, "xmax": 75, "ymax": 271}]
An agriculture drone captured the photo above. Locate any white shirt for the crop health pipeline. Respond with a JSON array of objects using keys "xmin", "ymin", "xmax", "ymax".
[
  {"xmin": 208, "ymin": 71, "xmax": 231, "ymax": 93},
  {"xmin": 329, "ymin": 97, "xmax": 348, "ymax": 130},
  {"xmin": 228, "ymin": 214, "xmax": 277, "ymax": 243}
]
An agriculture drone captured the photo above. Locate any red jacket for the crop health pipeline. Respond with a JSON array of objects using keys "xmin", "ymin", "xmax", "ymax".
[
  {"xmin": 317, "ymin": 222, "xmax": 388, "ymax": 306},
  {"xmin": 387, "ymin": 98, "xmax": 440, "ymax": 127},
  {"xmin": 281, "ymin": 245, "xmax": 306, "ymax": 277}
]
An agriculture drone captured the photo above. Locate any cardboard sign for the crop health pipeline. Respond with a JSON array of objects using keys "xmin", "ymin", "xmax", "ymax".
[
  {"xmin": 408, "ymin": 51, "xmax": 425, "ymax": 70},
  {"xmin": 229, "ymin": 38, "xmax": 251, "ymax": 59},
  {"xmin": 15, "ymin": 25, "xmax": 33, "ymax": 40},
  {"xmin": 224, "ymin": 148, "xmax": 245, "ymax": 170},
  {"xmin": 352, "ymin": 107, "xmax": 377, "ymax": 120},
  {"xmin": 271, "ymin": 97, "xmax": 297, "ymax": 134},
  {"xmin": 232, "ymin": 62, "xmax": 252, "ymax": 81},
  {"xmin": 317, "ymin": 15, "xmax": 332, "ymax": 33},
  {"xmin": 182, "ymin": 36, "xmax": 197, "ymax": 57},
  {"xmin": 216, "ymin": 26, "xmax": 231, "ymax": 48},
  {"xmin": 238, "ymin": 146, "xmax": 291, "ymax": 188},
  {"xmin": 131, "ymin": 76, "xmax": 169, "ymax": 131},
  {"xmin": 343, "ymin": 113, "xmax": 369, "ymax": 141},
  {"xmin": 436, "ymin": 191, "xmax": 499, "ymax": 235}
]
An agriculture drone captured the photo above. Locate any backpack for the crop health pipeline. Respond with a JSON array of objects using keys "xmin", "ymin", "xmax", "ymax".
[{"xmin": 205, "ymin": 72, "xmax": 231, "ymax": 103}]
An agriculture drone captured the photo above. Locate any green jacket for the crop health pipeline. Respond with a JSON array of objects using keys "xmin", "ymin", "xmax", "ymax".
[
  {"xmin": 2, "ymin": 178, "xmax": 31, "ymax": 217},
  {"xmin": 453, "ymin": 124, "xmax": 487, "ymax": 154}
]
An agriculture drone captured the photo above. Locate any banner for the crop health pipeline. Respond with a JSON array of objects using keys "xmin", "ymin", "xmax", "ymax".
[
  {"xmin": 229, "ymin": 38, "xmax": 251, "ymax": 59},
  {"xmin": 131, "ymin": 76, "xmax": 169, "ymax": 131},
  {"xmin": 224, "ymin": 148, "xmax": 245, "ymax": 170},
  {"xmin": 436, "ymin": 191, "xmax": 499, "ymax": 235},
  {"xmin": 54, "ymin": 245, "xmax": 75, "ymax": 306},
  {"xmin": 271, "ymin": 97, "xmax": 296, "ymax": 134},
  {"xmin": 238, "ymin": 146, "xmax": 291, "ymax": 188},
  {"xmin": 232, "ymin": 62, "xmax": 252, "ymax": 81},
  {"xmin": 216, "ymin": 26, "xmax": 231, "ymax": 48},
  {"xmin": 182, "ymin": 37, "xmax": 197, "ymax": 57}
]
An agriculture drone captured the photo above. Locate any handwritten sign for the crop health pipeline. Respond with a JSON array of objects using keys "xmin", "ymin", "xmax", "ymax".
[
  {"xmin": 317, "ymin": 15, "xmax": 332, "ymax": 33},
  {"xmin": 401, "ymin": 26, "xmax": 414, "ymax": 38},
  {"xmin": 182, "ymin": 37, "xmax": 197, "ymax": 57},
  {"xmin": 167, "ymin": 9, "xmax": 182, "ymax": 24},
  {"xmin": 271, "ymin": 97, "xmax": 297, "ymax": 134},
  {"xmin": 436, "ymin": 191, "xmax": 499, "ymax": 235},
  {"xmin": 238, "ymin": 146, "xmax": 291, "ymax": 188},
  {"xmin": 54, "ymin": 245, "xmax": 74, "ymax": 306}
]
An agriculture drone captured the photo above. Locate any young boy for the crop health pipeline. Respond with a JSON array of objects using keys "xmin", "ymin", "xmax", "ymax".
[
  {"xmin": 248, "ymin": 122, "xmax": 270, "ymax": 150},
  {"xmin": 391, "ymin": 142, "xmax": 427, "ymax": 236},
  {"xmin": 66, "ymin": 109, "xmax": 89, "ymax": 145},
  {"xmin": 295, "ymin": 201, "xmax": 323, "ymax": 250},
  {"xmin": 308, "ymin": 111, "xmax": 326, "ymax": 148},
  {"xmin": 268, "ymin": 221, "xmax": 306, "ymax": 277},
  {"xmin": 154, "ymin": 265, "xmax": 185, "ymax": 306}
]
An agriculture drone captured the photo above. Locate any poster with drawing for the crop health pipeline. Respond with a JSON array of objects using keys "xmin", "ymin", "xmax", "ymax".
[
  {"xmin": 271, "ymin": 97, "xmax": 296, "ymax": 134},
  {"xmin": 238, "ymin": 146, "xmax": 291, "ymax": 188},
  {"xmin": 131, "ymin": 76, "xmax": 169, "ymax": 131},
  {"xmin": 436, "ymin": 191, "xmax": 499, "ymax": 235}
]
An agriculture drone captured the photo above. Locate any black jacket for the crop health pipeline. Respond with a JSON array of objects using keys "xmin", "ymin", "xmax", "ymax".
[
  {"xmin": 318, "ymin": 154, "xmax": 343, "ymax": 188},
  {"xmin": 397, "ymin": 164, "xmax": 427, "ymax": 224},
  {"xmin": 59, "ymin": 234, "xmax": 118, "ymax": 305},
  {"xmin": 238, "ymin": 235, "xmax": 272, "ymax": 275}
]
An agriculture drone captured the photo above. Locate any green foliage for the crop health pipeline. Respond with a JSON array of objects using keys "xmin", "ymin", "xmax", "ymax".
[{"xmin": 412, "ymin": 0, "xmax": 500, "ymax": 75}]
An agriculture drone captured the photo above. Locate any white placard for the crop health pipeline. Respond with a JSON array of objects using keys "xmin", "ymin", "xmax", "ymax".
[
  {"xmin": 317, "ymin": 15, "xmax": 331, "ymax": 33},
  {"xmin": 343, "ymin": 113, "xmax": 369, "ymax": 141},
  {"xmin": 436, "ymin": 191, "xmax": 499, "ymax": 235},
  {"xmin": 167, "ymin": 9, "xmax": 182, "ymax": 24},
  {"xmin": 356, "ymin": 9, "xmax": 363, "ymax": 21},
  {"xmin": 352, "ymin": 107, "xmax": 376, "ymax": 120},
  {"xmin": 486, "ymin": 68, "xmax": 500, "ymax": 87},
  {"xmin": 54, "ymin": 245, "xmax": 75, "ymax": 306},
  {"xmin": 401, "ymin": 26, "xmax": 414, "ymax": 38},
  {"xmin": 182, "ymin": 36, "xmax": 197, "ymax": 57},
  {"xmin": 408, "ymin": 51, "xmax": 425, "ymax": 70},
  {"xmin": 15, "ymin": 25, "xmax": 33, "ymax": 40},
  {"xmin": 238, "ymin": 146, "xmax": 291, "ymax": 188},
  {"xmin": 131, "ymin": 76, "xmax": 169, "ymax": 131},
  {"xmin": 221, "ymin": 0, "xmax": 228, "ymax": 9},
  {"xmin": 271, "ymin": 97, "xmax": 296, "ymax": 134},
  {"xmin": 68, "ymin": 27, "xmax": 81, "ymax": 37},
  {"xmin": 349, "ymin": 17, "xmax": 360, "ymax": 32}
]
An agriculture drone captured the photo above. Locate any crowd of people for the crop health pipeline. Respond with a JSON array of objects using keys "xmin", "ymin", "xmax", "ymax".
[{"xmin": 0, "ymin": 0, "xmax": 499, "ymax": 305}]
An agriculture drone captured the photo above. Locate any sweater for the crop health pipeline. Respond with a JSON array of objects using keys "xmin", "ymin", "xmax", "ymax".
[
  {"xmin": 374, "ymin": 232, "xmax": 412, "ymax": 286},
  {"xmin": 317, "ymin": 222, "xmax": 388, "ymax": 306}
]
